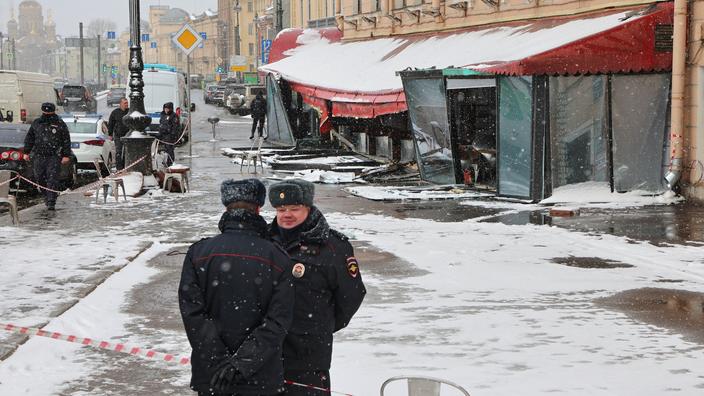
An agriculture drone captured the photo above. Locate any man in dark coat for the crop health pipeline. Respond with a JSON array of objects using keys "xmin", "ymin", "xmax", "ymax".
[
  {"xmin": 268, "ymin": 179, "xmax": 366, "ymax": 395},
  {"xmin": 179, "ymin": 179, "xmax": 294, "ymax": 396},
  {"xmin": 107, "ymin": 97, "xmax": 130, "ymax": 170},
  {"xmin": 23, "ymin": 102, "xmax": 71, "ymax": 210},
  {"xmin": 250, "ymin": 92, "xmax": 267, "ymax": 139},
  {"xmin": 158, "ymin": 102, "xmax": 180, "ymax": 167}
]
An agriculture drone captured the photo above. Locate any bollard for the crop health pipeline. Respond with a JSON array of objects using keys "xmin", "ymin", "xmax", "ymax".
[{"xmin": 207, "ymin": 117, "xmax": 220, "ymax": 140}]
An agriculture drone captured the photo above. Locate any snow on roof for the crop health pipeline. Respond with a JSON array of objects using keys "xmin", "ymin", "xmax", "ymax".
[{"xmin": 261, "ymin": 8, "xmax": 651, "ymax": 94}]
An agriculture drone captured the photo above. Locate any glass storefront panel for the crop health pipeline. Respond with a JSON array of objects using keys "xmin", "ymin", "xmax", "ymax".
[
  {"xmin": 498, "ymin": 76, "xmax": 533, "ymax": 198},
  {"xmin": 549, "ymin": 75, "xmax": 608, "ymax": 188},
  {"xmin": 611, "ymin": 74, "xmax": 670, "ymax": 192},
  {"xmin": 266, "ymin": 74, "xmax": 295, "ymax": 145},
  {"xmin": 403, "ymin": 78, "xmax": 455, "ymax": 184}
]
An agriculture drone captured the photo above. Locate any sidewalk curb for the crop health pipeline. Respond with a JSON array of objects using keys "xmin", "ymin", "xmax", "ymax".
[{"xmin": 0, "ymin": 241, "xmax": 154, "ymax": 362}]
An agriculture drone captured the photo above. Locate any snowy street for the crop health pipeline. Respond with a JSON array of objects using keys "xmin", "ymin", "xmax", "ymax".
[{"xmin": 1, "ymin": 92, "xmax": 703, "ymax": 395}]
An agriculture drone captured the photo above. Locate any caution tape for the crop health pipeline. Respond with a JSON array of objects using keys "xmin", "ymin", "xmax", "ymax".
[
  {"xmin": 1, "ymin": 322, "xmax": 355, "ymax": 395},
  {"xmin": 0, "ymin": 175, "xmax": 19, "ymax": 187},
  {"xmin": 154, "ymin": 118, "xmax": 190, "ymax": 147},
  {"xmin": 285, "ymin": 380, "xmax": 354, "ymax": 396},
  {"xmin": 15, "ymin": 154, "xmax": 148, "ymax": 196},
  {"xmin": 1, "ymin": 323, "xmax": 190, "ymax": 366}
]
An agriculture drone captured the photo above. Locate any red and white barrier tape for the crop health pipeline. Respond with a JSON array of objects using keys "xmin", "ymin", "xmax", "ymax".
[
  {"xmin": 0, "ymin": 175, "xmax": 19, "ymax": 187},
  {"xmin": 15, "ymin": 154, "xmax": 148, "ymax": 196},
  {"xmin": 154, "ymin": 118, "xmax": 190, "ymax": 147},
  {"xmin": 1, "ymin": 322, "xmax": 355, "ymax": 395},
  {"xmin": 0, "ymin": 323, "xmax": 190, "ymax": 366},
  {"xmin": 285, "ymin": 380, "xmax": 354, "ymax": 396}
]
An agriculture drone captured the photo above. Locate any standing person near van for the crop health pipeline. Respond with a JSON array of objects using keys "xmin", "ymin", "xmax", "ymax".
[
  {"xmin": 250, "ymin": 92, "xmax": 267, "ymax": 139},
  {"xmin": 23, "ymin": 103, "xmax": 71, "ymax": 211},
  {"xmin": 107, "ymin": 97, "xmax": 130, "ymax": 170},
  {"xmin": 158, "ymin": 102, "xmax": 180, "ymax": 166}
]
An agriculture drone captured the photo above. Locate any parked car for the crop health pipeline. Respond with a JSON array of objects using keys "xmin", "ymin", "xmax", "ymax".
[
  {"xmin": 225, "ymin": 84, "xmax": 266, "ymax": 115},
  {"xmin": 0, "ymin": 121, "xmax": 78, "ymax": 192},
  {"xmin": 61, "ymin": 85, "xmax": 97, "ymax": 113},
  {"xmin": 211, "ymin": 85, "xmax": 229, "ymax": 107},
  {"xmin": 0, "ymin": 70, "xmax": 63, "ymax": 123},
  {"xmin": 106, "ymin": 86, "xmax": 127, "ymax": 107},
  {"xmin": 61, "ymin": 114, "xmax": 115, "ymax": 176},
  {"xmin": 203, "ymin": 84, "xmax": 218, "ymax": 104},
  {"xmin": 189, "ymin": 74, "xmax": 203, "ymax": 90},
  {"xmin": 128, "ymin": 64, "xmax": 195, "ymax": 145}
]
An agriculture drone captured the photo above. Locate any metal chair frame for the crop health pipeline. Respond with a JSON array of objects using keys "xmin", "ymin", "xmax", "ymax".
[
  {"xmin": 380, "ymin": 375, "xmax": 470, "ymax": 396},
  {"xmin": 0, "ymin": 170, "xmax": 19, "ymax": 225}
]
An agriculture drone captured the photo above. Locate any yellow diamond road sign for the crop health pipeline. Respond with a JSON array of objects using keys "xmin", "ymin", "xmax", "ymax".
[{"xmin": 172, "ymin": 24, "xmax": 203, "ymax": 56}]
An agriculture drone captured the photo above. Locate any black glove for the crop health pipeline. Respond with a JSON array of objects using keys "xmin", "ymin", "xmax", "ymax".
[{"xmin": 209, "ymin": 357, "xmax": 243, "ymax": 393}]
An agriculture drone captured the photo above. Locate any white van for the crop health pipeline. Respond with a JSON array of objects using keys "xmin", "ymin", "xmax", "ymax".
[
  {"xmin": 128, "ymin": 64, "xmax": 194, "ymax": 136},
  {"xmin": 0, "ymin": 70, "xmax": 62, "ymax": 123}
]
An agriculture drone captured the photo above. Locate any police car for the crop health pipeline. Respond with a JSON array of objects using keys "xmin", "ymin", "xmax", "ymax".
[{"xmin": 61, "ymin": 113, "xmax": 116, "ymax": 176}]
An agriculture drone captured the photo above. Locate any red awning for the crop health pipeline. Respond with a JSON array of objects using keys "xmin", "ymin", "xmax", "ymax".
[
  {"xmin": 263, "ymin": 3, "xmax": 673, "ymax": 119},
  {"xmin": 478, "ymin": 3, "xmax": 673, "ymax": 75}
]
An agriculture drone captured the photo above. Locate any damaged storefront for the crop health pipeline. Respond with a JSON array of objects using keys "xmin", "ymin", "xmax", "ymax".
[
  {"xmin": 262, "ymin": 2, "xmax": 673, "ymax": 200},
  {"xmin": 399, "ymin": 2, "xmax": 674, "ymax": 200}
]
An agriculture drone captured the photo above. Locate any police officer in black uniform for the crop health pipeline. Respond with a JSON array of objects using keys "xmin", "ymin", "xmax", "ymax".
[
  {"xmin": 158, "ymin": 102, "xmax": 180, "ymax": 167},
  {"xmin": 179, "ymin": 179, "xmax": 295, "ymax": 396},
  {"xmin": 268, "ymin": 179, "xmax": 366, "ymax": 395},
  {"xmin": 23, "ymin": 102, "xmax": 71, "ymax": 210}
]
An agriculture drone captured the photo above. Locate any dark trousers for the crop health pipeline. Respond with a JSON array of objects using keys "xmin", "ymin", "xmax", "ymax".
[
  {"xmin": 251, "ymin": 116, "xmax": 265, "ymax": 137},
  {"xmin": 115, "ymin": 137, "xmax": 125, "ymax": 170},
  {"xmin": 163, "ymin": 144, "xmax": 175, "ymax": 167},
  {"xmin": 284, "ymin": 370, "xmax": 330, "ymax": 395},
  {"xmin": 32, "ymin": 155, "xmax": 61, "ymax": 206}
]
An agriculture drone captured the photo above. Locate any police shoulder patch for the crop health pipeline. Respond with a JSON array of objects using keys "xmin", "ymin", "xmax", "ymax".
[{"xmin": 346, "ymin": 257, "xmax": 359, "ymax": 278}]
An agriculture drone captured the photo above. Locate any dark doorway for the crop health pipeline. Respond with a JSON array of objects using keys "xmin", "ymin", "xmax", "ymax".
[{"xmin": 448, "ymin": 82, "xmax": 497, "ymax": 189}]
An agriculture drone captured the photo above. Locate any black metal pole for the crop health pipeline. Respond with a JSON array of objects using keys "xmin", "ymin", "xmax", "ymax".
[
  {"xmin": 97, "ymin": 34, "xmax": 101, "ymax": 88},
  {"xmin": 79, "ymin": 22, "xmax": 85, "ymax": 85},
  {"xmin": 121, "ymin": 0, "xmax": 154, "ymax": 176}
]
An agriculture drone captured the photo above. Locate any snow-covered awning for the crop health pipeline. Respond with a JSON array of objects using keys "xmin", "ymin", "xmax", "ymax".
[{"xmin": 261, "ymin": 2, "xmax": 673, "ymax": 118}]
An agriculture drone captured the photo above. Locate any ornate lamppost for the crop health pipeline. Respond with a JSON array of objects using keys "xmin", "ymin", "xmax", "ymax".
[{"xmin": 121, "ymin": 0, "xmax": 154, "ymax": 176}]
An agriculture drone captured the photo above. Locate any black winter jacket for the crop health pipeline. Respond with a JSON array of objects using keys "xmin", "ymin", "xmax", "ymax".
[
  {"xmin": 158, "ymin": 111, "xmax": 180, "ymax": 143},
  {"xmin": 250, "ymin": 96, "xmax": 267, "ymax": 118},
  {"xmin": 23, "ymin": 114, "xmax": 71, "ymax": 157},
  {"xmin": 107, "ymin": 107, "xmax": 130, "ymax": 139},
  {"xmin": 270, "ymin": 207, "xmax": 366, "ymax": 371},
  {"xmin": 179, "ymin": 209, "xmax": 295, "ymax": 395}
]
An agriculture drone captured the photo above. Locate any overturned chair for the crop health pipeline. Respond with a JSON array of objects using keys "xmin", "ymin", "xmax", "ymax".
[
  {"xmin": 0, "ymin": 170, "xmax": 19, "ymax": 225},
  {"xmin": 380, "ymin": 376, "xmax": 470, "ymax": 396}
]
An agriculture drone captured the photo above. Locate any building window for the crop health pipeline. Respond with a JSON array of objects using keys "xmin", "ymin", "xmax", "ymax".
[
  {"xmin": 249, "ymin": 43, "xmax": 254, "ymax": 56},
  {"xmin": 248, "ymin": 23, "xmax": 253, "ymax": 35},
  {"xmin": 248, "ymin": 1, "xmax": 253, "ymax": 11}
]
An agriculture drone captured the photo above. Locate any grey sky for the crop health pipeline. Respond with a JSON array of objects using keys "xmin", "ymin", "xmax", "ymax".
[{"xmin": 0, "ymin": 0, "xmax": 218, "ymax": 36}]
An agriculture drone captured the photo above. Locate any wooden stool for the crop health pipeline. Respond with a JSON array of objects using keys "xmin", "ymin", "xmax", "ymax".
[{"xmin": 96, "ymin": 178, "xmax": 127, "ymax": 203}]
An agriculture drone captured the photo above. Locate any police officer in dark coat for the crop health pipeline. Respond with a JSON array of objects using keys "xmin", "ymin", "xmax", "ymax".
[
  {"xmin": 250, "ymin": 92, "xmax": 266, "ymax": 139},
  {"xmin": 23, "ymin": 102, "xmax": 71, "ymax": 210},
  {"xmin": 179, "ymin": 179, "xmax": 295, "ymax": 396},
  {"xmin": 158, "ymin": 102, "xmax": 180, "ymax": 167},
  {"xmin": 268, "ymin": 179, "xmax": 366, "ymax": 395},
  {"xmin": 107, "ymin": 97, "xmax": 130, "ymax": 170}
]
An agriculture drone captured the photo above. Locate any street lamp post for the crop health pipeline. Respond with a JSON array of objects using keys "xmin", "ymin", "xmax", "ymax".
[
  {"xmin": 121, "ymin": 0, "xmax": 154, "ymax": 177},
  {"xmin": 234, "ymin": 1, "xmax": 242, "ymax": 82}
]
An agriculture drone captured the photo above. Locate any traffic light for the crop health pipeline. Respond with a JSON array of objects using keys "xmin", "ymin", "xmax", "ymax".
[{"xmin": 102, "ymin": 64, "xmax": 107, "ymax": 73}]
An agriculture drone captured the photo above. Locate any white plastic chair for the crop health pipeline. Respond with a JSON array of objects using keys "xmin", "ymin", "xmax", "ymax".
[
  {"xmin": 380, "ymin": 376, "xmax": 470, "ymax": 396},
  {"xmin": 238, "ymin": 137, "xmax": 264, "ymax": 173},
  {"xmin": 0, "ymin": 170, "xmax": 19, "ymax": 225}
]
